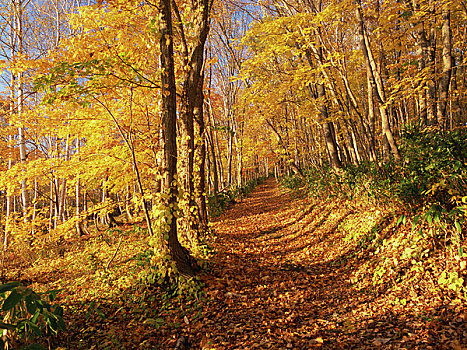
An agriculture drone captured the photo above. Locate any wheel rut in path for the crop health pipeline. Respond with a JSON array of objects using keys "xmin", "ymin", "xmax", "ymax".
[{"xmin": 197, "ymin": 179, "xmax": 357, "ymax": 349}]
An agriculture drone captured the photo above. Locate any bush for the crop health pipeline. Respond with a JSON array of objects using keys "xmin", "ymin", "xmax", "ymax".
[
  {"xmin": 207, "ymin": 191, "xmax": 233, "ymax": 217},
  {"xmin": 279, "ymin": 174, "xmax": 304, "ymax": 190},
  {"xmin": 397, "ymin": 125, "xmax": 467, "ymax": 210},
  {"xmin": 282, "ymin": 125, "xmax": 465, "ymax": 250},
  {"xmin": 0, "ymin": 282, "xmax": 65, "ymax": 350},
  {"xmin": 207, "ymin": 177, "xmax": 266, "ymax": 217},
  {"xmin": 284, "ymin": 126, "xmax": 466, "ymax": 211}
]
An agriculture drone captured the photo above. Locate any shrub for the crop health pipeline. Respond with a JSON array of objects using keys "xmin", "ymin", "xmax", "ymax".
[
  {"xmin": 207, "ymin": 177, "xmax": 266, "ymax": 217},
  {"xmin": 0, "ymin": 282, "xmax": 65, "ymax": 350},
  {"xmin": 397, "ymin": 125, "xmax": 467, "ymax": 210},
  {"xmin": 280, "ymin": 174, "xmax": 304, "ymax": 190}
]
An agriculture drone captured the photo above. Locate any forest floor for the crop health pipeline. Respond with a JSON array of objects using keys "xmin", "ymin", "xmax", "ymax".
[
  {"xmin": 4, "ymin": 178, "xmax": 467, "ymax": 349},
  {"xmin": 178, "ymin": 179, "xmax": 466, "ymax": 350}
]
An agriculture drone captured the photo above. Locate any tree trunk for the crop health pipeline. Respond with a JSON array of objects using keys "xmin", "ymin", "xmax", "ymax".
[
  {"xmin": 159, "ymin": 0, "xmax": 195, "ymax": 276},
  {"xmin": 206, "ymin": 101, "xmax": 219, "ymax": 195},
  {"xmin": 194, "ymin": 73, "xmax": 208, "ymax": 232},
  {"xmin": 179, "ymin": 81, "xmax": 200, "ymax": 242},
  {"xmin": 13, "ymin": 0, "xmax": 28, "ymax": 221},
  {"xmin": 437, "ymin": 7, "xmax": 452, "ymax": 131},
  {"xmin": 318, "ymin": 83, "xmax": 342, "ymax": 169},
  {"xmin": 235, "ymin": 120, "xmax": 243, "ymax": 187},
  {"xmin": 226, "ymin": 117, "xmax": 233, "ymax": 186},
  {"xmin": 410, "ymin": 0, "xmax": 437, "ymax": 126},
  {"xmin": 356, "ymin": 2, "xmax": 400, "ymax": 161},
  {"xmin": 266, "ymin": 119, "xmax": 305, "ymax": 179},
  {"xmin": 212, "ymin": 107, "xmax": 224, "ymax": 188},
  {"xmin": 303, "ymin": 44, "xmax": 342, "ymax": 169},
  {"xmin": 175, "ymin": 0, "xmax": 212, "ymax": 242}
]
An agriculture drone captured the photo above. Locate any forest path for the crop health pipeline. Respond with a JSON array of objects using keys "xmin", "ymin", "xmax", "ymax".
[
  {"xmin": 185, "ymin": 179, "xmax": 464, "ymax": 350},
  {"xmin": 195, "ymin": 179, "xmax": 360, "ymax": 349}
]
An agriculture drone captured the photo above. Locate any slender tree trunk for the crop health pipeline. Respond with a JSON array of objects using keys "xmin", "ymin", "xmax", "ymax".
[
  {"xmin": 211, "ymin": 107, "xmax": 224, "ymax": 188},
  {"xmin": 317, "ymin": 82, "xmax": 341, "ymax": 169},
  {"xmin": 30, "ymin": 179, "xmax": 38, "ymax": 237},
  {"xmin": 437, "ymin": 7, "xmax": 452, "ymax": 131},
  {"xmin": 194, "ymin": 73, "xmax": 208, "ymax": 232},
  {"xmin": 75, "ymin": 138, "xmax": 85, "ymax": 236},
  {"xmin": 303, "ymin": 44, "xmax": 341, "ymax": 169},
  {"xmin": 410, "ymin": 0, "xmax": 437, "ymax": 126},
  {"xmin": 49, "ymin": 176, "xmax": 54, "ymax": 232},
  {"xmin": 266, "ymin": 119, "xmax": 305, "ymax": 178},
  {"xmin": 206, "ymin": 102, "xmax": 219, "ymax": 195},
  {"xmin": 365, "ymin": 71, "xmax": 378, "ymax": 161},
  {"xmin": 356, "ymin": 1, "xmax": 400, "ymax": 161},
  {"xmin": 226, "ymin": 117, "xmax": 233, "ymax": 186},
  {"xmin": 16, "ymin": 0, "xmax": 28, "ymax": 219},
  {"xmin": 235, "ymin": 120, "xmax": 243, "ymax": 187},
  {"xmin": 58, "ymin": 135, "xmax": 70, "ymax": 223},
  {"xmin": 125, "ymin": 184, "xmax": 133, "ymax": 221}
]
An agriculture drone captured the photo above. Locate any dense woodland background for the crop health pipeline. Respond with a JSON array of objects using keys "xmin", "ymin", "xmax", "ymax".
[{"xmin": 0, "ymin": 0, "xmax": 465, "ymax": 348}]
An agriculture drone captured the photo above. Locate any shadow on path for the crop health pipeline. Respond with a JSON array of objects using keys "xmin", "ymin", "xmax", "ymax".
[{"xmin": 186, "ymin": 179, "xmax": 465, "ymax": 350}]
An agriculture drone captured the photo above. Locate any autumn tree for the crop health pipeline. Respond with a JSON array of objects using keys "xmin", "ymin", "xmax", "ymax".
[
  {"xmin": 0, "ymin": 0, "xmax": 216, "ymax": 277},
  {"xmin": 236, "ymin": 0, "xmax": 465, "ymax": 175},
  {"xmin": 173, "ymin": 0, "xmax": 213, "ymax": 243}
]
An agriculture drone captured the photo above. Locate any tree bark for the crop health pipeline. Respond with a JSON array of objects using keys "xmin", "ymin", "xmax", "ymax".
[
  {"xmin": 194, "ymin": 73, "xmax": 208, "ymax": 232},
  {"xmin": 437, "ymin": 7, "xmax": 452, "ymax": 131},
  {"xmin": 206, "ymin": 100, "xmax": 219, "ymax": 195},
  {"xmin": 159, "ymin": 0, "xmax": 195, "ymax": 277},
  {"xmin": 265, "ymin": 119, "xmax": 305, "ymax": 179},
  {"xmin": 174, "ymin": 0, "xmax": 212, "ymax": 241},
  {"xmin": 317, "ymin": 83, "xmax": 342, "ymax": 169},
  {"xmin": 16, "ymin": 0, "xmax": 28, "ymax": 219},
  {"xmin": 356, "ymin": 2, "xmax": 400, "ymax": 161}
]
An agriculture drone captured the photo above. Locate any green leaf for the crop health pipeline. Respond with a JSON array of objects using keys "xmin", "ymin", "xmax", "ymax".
[
  {"xmin": 0, "ymin": 281, "xmax": 21, "ymax": 294},
  {"xmin": 46, "ymin": 315, "xmax": 58, "ymax": 333},
  {"xmin": 31, "ymin": 309, "xmax": 40, "ymax": 323},
  {"xmin": 2, "ymin": 290, "xmax": 22, "ymax": 311},
  {"xmin": 28, "ymin": 321, "xmax": 42, "ymax": 336},
  {"xmin": 426, "ymin": 214, "xmax": 432, "ymax": 225},
  {"xmin": 17, "ymin": 319, "xmax": 42, "ymax": 336},
  {"xmin": 396, "ymin": 215, "xmax": 406, "ymax": 226},
  {"xmin": 25, "ymin": 296, "xmax": 38, "ymax": 315},
  {"xmin": 455, "ymin": 221, "xmax": 462, "ymax": 234}
]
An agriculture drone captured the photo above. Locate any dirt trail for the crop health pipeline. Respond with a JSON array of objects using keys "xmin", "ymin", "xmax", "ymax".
[
  {"xmin": 189, "ymin": 179, "xmax": 465, "ymax": 350},
  {"xmin": 196, "ymin": 179, "xmax": 357, "ymax": 349}
]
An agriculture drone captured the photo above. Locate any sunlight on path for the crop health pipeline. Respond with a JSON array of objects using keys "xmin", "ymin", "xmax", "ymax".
[
  {"xmin": 198, "ymin": 179, "xmax": 356, "ymax": 349},
  {"xmin": 191, "ymin": 179, "xmax": 463, "ymax": 350}
]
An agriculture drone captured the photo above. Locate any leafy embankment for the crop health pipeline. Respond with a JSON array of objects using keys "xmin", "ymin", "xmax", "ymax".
[
  {"xmin": 178, "ymin": 179, "xmax": 465, "ymax": 349},
  {"xmin": 2, "ymin": 223, "xmax": 202, "ymax": 349},
  {"xmin": 1, "ymin": 179, "xmax": 266, "ymax": 350}
]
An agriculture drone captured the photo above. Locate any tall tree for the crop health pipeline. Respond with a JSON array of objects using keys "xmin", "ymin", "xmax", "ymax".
[
  {"xmin": 174, "ymin": 0, "xmax": 213, "ymax": 242},
  {"xmin": 158, "ymin": 0, "xmax": 196, "ymax": 276}
]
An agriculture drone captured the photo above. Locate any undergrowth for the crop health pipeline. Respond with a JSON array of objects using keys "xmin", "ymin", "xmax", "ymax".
[
  {"xmin": 3, "ymin": 217, "xmax": 212, "ymax": 349},
  {"xmin": 280, "ymin": 126, "xmax": 467, "ymax": 298},
  {"xmin": 207, "ymin": 176, "xmax": 267, "ymax": 217}
]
